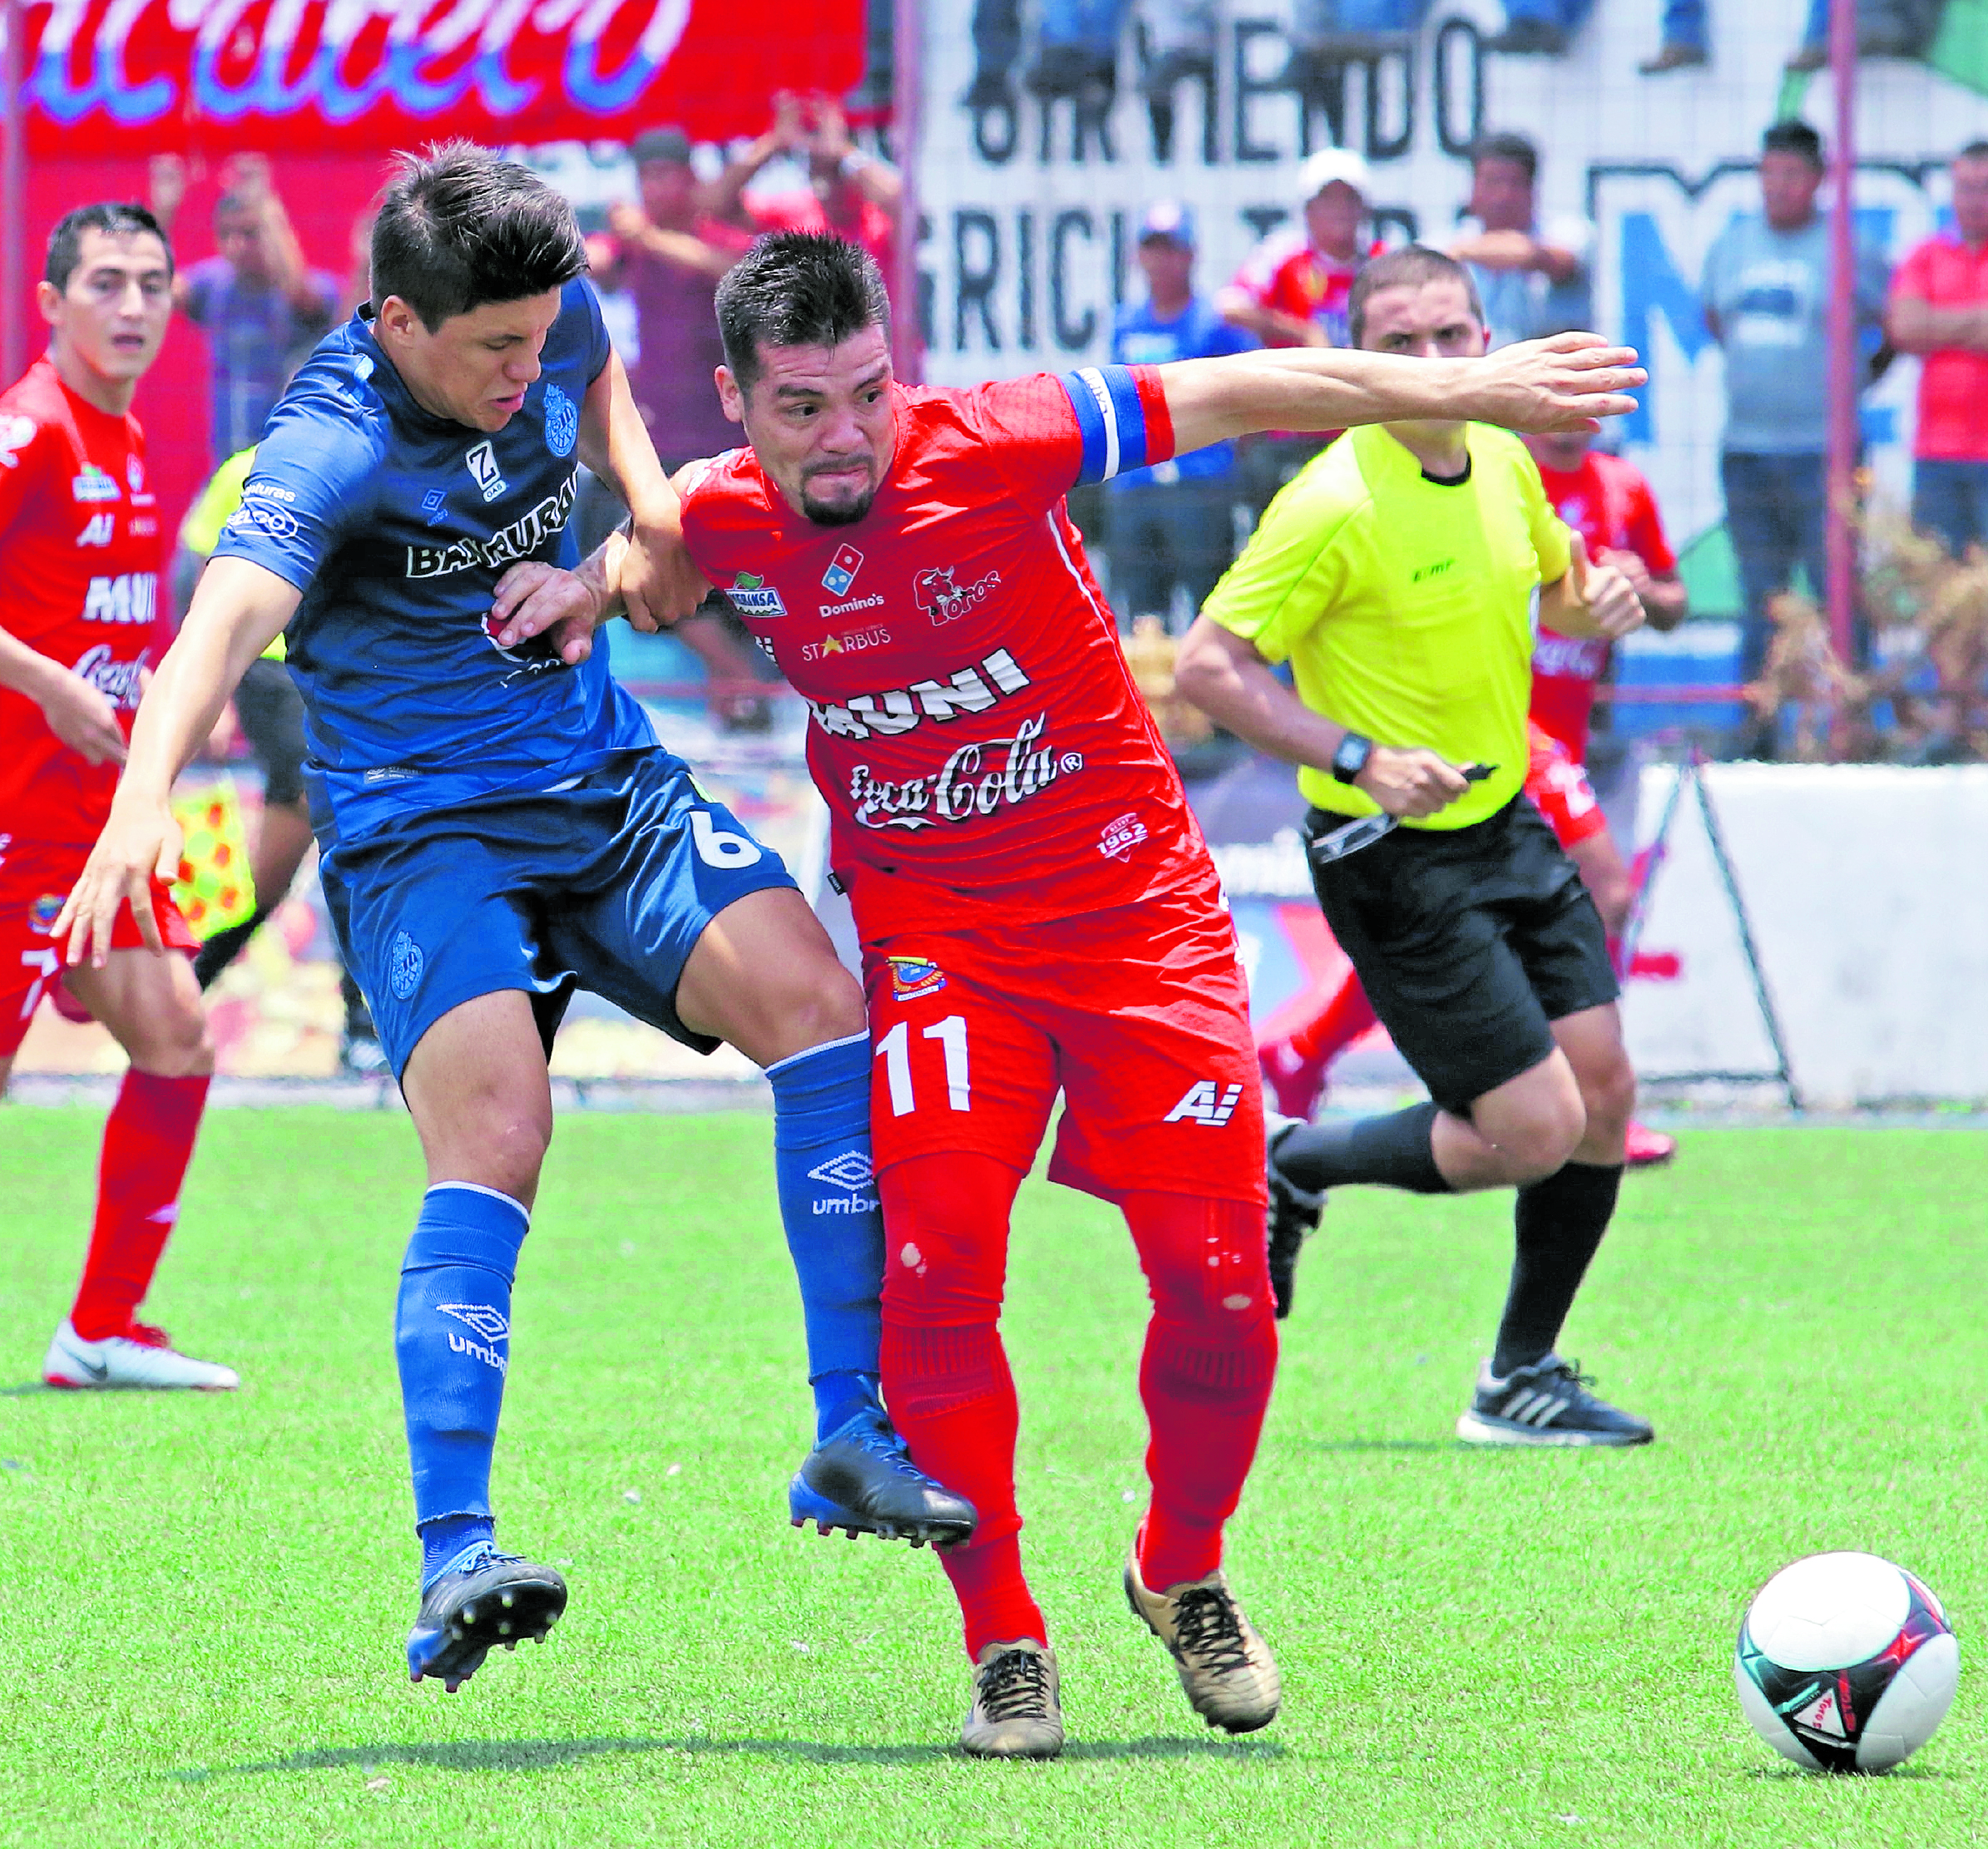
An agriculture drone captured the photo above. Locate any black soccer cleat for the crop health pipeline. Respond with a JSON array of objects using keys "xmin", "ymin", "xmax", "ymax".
[
  {"xmin": 406, "ymin": 1545, "xmax": 568, "ymax": 1693},
  {"xmin": 788, "ymin": 1403, "xmax": 977, "ymax": 1546},
  {"xmin": 1455, "ymin": 1354, "xmax": 1654, "ymax": 1448},
  {"xmin": 1266, "ymin": 1124, "xmax": 1324, "ymax": 1321}
]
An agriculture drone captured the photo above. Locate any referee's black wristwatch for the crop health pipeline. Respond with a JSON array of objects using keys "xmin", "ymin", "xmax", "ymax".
[{"xmin": 1330, "ymin": 732, "xmax": 1373, "ymax": 785}]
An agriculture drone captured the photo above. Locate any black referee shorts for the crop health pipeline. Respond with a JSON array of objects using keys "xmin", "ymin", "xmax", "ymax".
[
  {"xmin": 1304, "ymin": 793, "xmax": 1619, "ymax": 1117},
  {"xmin": 232, "ymin": 655, "xmax": 308, "ymax": 808}
]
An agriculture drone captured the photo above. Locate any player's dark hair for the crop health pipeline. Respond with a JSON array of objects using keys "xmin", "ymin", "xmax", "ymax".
[
  {"xmin": 1763, "ymin": 121, "xmax": 1826, "ymax": 170},
  {"xmin": 1471, "ymin": 131, "xmax": 1538, "ymax": 183},
  {"xmin": 1956, "ymin": 140, "xmax": 1988, "ymax": 165},
  {"xmin": 371, "ymin": 141, "xmax": 587, "ymax": 331},
  {"xmin": 715, "ymin": 231, "xmax": 891, "ymax": 391},
  {"xmin": 1348, "ymin": 245, "xmax": 1485, "ymax": 347},
  {"xmin": 44, "ymin": 202, "xmax": 173, "ymax": 291}
]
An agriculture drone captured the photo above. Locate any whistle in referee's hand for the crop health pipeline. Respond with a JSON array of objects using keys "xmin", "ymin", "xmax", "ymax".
[{"xmin": 1460, "ymin": 763, "xmax": 1496, "ymax": 784}]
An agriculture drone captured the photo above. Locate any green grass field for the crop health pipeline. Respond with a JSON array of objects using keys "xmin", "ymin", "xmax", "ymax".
[{"xmin": 3, "ymin": 1111, "xmax": 1985, "ymax": 1849}]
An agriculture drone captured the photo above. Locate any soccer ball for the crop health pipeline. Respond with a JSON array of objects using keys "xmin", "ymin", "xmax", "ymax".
[{"xmin": 1734, "ymin": 1551, "xmax": 1959, "ymax": 1773}]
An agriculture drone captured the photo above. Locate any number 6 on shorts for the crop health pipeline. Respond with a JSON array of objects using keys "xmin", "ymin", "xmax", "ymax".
[{"xmin": 876, "ymin": 1016, "xmax": 972, "ymax": 1115}]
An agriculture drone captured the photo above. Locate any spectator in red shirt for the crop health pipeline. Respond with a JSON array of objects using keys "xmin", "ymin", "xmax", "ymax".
[
  {"xmin": 1219, "ymin": 146, "xmax": 1371, "ymax": 512},
  {"xmin": 1888, "ymin": 141, "xmax": 1988, "ymax": 557},
  {"xmin": 710, "ymin": 91, "xmax": 902, "ymax": 273}
]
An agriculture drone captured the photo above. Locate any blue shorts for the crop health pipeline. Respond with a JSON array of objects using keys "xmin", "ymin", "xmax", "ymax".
[{"xmin": 319, "ymin": 748, "xmax": 798, "ymax": 1077}]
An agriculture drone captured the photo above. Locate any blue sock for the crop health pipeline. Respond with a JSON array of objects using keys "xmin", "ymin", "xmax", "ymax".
[
  {"xmin": 418, "ymin": 1511, "xmax": 495, "ymax": 1585},
  {"xmin": 768, "ymin": 1031, "xmax": 887, "ymax": 1442},
  {"xmin": 396, "ymin": 1184, "xmax": 530, "ymax": 1581}
]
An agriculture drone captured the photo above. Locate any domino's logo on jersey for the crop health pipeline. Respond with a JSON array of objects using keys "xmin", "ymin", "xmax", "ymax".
[
  {"xmin": 821, "ymin": 545, "xmax": 863, "ymax": 598},
  {"xmin": 542, "ymin": 383, "xmax": 578, "ymax": 458},
  {"xmin": 465, "ymin": 441, "xmax": 507, "ymax": 503}
]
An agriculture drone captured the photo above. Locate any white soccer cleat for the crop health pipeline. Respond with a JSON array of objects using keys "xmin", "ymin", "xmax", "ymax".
[{"xmin": 43, "ymin": 1319, "xmax": 240, "ymax": 1392}]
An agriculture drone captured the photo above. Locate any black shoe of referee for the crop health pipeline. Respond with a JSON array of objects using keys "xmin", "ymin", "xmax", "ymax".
[
  {"xmin": 1455, "ymin": 1355, "xmax": 1654, "ymax": 1448},
  {"xmin": 1265, "ymin": 1123, "xmax": 1324, "ymax": 1321}
]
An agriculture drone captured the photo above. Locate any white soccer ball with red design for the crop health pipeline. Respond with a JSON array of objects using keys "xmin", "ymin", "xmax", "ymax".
[{"xmin": 1734, "ymin": 1551, "xmax": 1959, "ymax": 1773}]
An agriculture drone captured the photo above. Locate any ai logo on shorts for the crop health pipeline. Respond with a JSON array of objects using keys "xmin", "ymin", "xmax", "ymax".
[
  {"xmin": 464, "ymin": 441, "xmax": 507, "ymax": 504},
  {"xmin": 542, "ymin": 383, "xmax": 578, "ymax": 457},
  {"xmin": 888, "ymin": 956, "xmax": 947, "ymax": 1001},
  {"xmin": 1165, "ymin": 1081, "xmax": 1245, "ymax": 1127},
  {"xmin": 388, "ymin": 929, "xmax": 424, "ymax": 999}
]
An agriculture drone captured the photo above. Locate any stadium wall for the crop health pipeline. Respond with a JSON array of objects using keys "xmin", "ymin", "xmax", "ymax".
[
  {"xmin": 1626, "ymin": 762, "xmax": 1988, "ymax": 1105},
  {"xmin": 914, "ymin": 0, "xmax": 1988, "ymax": 586}
]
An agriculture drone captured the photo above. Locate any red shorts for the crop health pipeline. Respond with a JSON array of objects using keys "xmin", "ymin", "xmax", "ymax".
[
  {"xmin": 1524, "ymin": 723, "xmax": 1609, "ymax": 851},
  {"xmin": 0, "ymin": 838, "xmax": 196, "ymax": 1058},
  {"xmin": 859, "ymin": 873, "xmax": 1267, "ymax": 1208}
]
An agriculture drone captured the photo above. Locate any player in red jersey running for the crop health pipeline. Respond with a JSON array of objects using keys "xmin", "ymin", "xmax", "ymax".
[
  {"xmin": 542, "ymin": 233, "xmax": 1639, "ymax": 1758},
  {"xmin": 0, "ymin": 204, "xmax": 235, "ymax": 1391},
  {"xmin": 1259, "ymin": 428, "xmax": 1688, "ymax": 1169}
]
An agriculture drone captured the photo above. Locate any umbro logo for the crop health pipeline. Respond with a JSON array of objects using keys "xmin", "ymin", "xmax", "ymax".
[
  {"xmin": 809, "ymin": 1150, "xmax": 874, "ymax": 1193},
  {"xmin": 439, "ymin": 1303, "xmax": 509, "ymax": 1374},
  {"xmin": 439, "ymin": 1303, "xmax": 509, "ymax": 1341}
]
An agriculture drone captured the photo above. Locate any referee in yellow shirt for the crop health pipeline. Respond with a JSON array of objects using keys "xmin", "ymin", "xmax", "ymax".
[{"xmin": 1176, "ymin": 245, "xmax": 1653, "ymax": 1448}]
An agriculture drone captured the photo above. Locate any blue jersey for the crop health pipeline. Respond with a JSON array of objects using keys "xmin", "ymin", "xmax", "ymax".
[
  {"xmin": 1107, "ymin": 295, "xmax": 1254, "ymax": 488},
  {"xmin": 210, "ymin": 279, "xmax": 655, "ymax": 843}
]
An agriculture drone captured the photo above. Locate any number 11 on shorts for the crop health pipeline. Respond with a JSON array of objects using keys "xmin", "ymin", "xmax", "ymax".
[{"xmin": 876, "ymin": 1016, "xmax": 971, "ymax": 1115}]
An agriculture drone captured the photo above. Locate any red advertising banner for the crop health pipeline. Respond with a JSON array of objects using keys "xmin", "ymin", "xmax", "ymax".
[{"xmin": 18, "ymin": 0, "xmax": 865, "ymax": 156}]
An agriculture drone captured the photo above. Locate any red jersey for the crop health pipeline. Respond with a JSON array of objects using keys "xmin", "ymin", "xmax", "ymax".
[
  {"xmin": 1228, "ymin": 228, "xmax": 1359, "ymax": 347},
  {"xmin": 0, "ymin": 358, "xmax": 161, "ymax": 843},
  {"xmin": 679, "ymin": 369, "xmax": 1216, "ymax": 936},
  {"xmin": 1529, "ymin": 449, "xmax": 1674, "ymax": 762}
]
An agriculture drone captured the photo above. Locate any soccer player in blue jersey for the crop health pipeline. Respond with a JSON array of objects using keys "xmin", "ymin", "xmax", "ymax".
[{"xmin": 55, "ymin": 145, "xmax": 972, "ymax": 1693}]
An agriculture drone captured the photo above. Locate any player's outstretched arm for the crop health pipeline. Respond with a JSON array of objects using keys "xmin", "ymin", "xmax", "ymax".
[
  {"xmin": 52, "ymin": 557, "xmax": 298, "ymax": 970},
  {"xmin": 1174, "ymin": 618, "xmax": 1471, "ymax": 820},
  {"xmin": 1157, "ymin": 331, "xmax": 1645, "ymax": 455}
]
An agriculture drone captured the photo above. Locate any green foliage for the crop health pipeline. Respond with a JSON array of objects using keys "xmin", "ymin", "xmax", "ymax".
[{"xmin": 2, "ymin": 1113, "xmax": 1983, "ymax": 1847}]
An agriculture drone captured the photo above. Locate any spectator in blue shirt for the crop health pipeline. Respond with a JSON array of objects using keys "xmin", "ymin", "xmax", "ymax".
[
  {"xmin": 151, "ymin": 153, "xmax": 343, "ymax": 462},
  {"xmin": 1105, "ymin": 201, "xmax": 1256, "ymax": 632}
]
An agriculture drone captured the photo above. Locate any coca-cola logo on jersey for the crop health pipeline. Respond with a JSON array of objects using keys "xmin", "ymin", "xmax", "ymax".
[
  {"xmin": 72, "ymin": 644, "xmax": 146, "ymax": 711},
  {"xmin": 1533, "ymin": 631, "xmax": 1610, "ymax": 683},
  {"xmin": 849, "ymin": 714, "xmax": 1085, "ymax": 832}
]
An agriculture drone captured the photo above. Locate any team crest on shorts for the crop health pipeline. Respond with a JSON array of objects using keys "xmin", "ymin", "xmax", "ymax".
[
  {"xmin": 28, "ymin": 894, "xmax": 62, "ymax": 935},
  {"xmin": 888, "ymin": 956, "xmax": 947, "ymax": 1001},
  {"xmin": 388, "ymin": 929, "xmax": 424, "ymax": 1000},
  {"xmin": 542, "ymin": 383, "xmax": 578, "ymax": 458}
]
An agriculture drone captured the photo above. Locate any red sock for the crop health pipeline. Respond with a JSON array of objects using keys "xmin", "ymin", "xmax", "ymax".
[
  {"xmin": 880, "ymin": 1155, "xmax": 1046, "ymax": 1659},
  {"xmin": 1124, "ymin": 1193, "xmax": 1280, "ymax": 1592},
  {"xmin": 1285, "ymin": 970, "xmax": 1379, "ymax": 1068},
  {"xmin": 70, "ymin": 1070, "xmax": 210, "ymax": 1341}
]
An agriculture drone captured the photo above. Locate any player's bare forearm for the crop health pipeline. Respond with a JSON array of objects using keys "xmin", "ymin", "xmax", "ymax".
[
  {"xmin": 122, "ymin": 559, "xmax": 298, "ymax": 803},
  {"xmin": 576, "ymin": 354, "xmax": 706, "ymax": 628},
  {"xmin": 0, "ymin": 620, "xmax": 70, "ymax": 704},
  {"xmin": 1174, "ymin": 618, "xmax": 1351, "ymax": 769},
  {"xmin": 1159, "ymin": 333, "xmax": 1645, "ymax": 452}
]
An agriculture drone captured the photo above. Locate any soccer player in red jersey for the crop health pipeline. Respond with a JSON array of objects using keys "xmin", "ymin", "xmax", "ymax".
[
  {"xmin": 0, "ymin": 204, "xmax": 235, "ymax": 1391},
  {"xmin": 1259, "ymin": 429, "xmax": 1688, "ymax": 1168},
  {"xmin": 623, "ymin": 234, "xmax": 1642, "ymax": 1757}
]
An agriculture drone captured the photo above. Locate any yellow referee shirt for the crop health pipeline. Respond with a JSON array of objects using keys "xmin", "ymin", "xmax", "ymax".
[{"xmin": 1204, "ymin": 422, "xmax": 1571, "ymax": 830}]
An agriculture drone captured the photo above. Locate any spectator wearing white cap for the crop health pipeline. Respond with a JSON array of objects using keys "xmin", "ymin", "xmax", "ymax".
[
  {"xmin": 1105, "ymin": 202, "xmax": 1258, "ymax": 633},
  {"xmin": 1219, "ymin": 146, "xmax": 1373, "ymax": 349},
  {"xmin": 1219, "ymin": 147, "xmax": 1373, "ymax": 513},
  {"xmin": 1448, "ymin": 131, "xmax": 1595, "ymax": 349}
]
